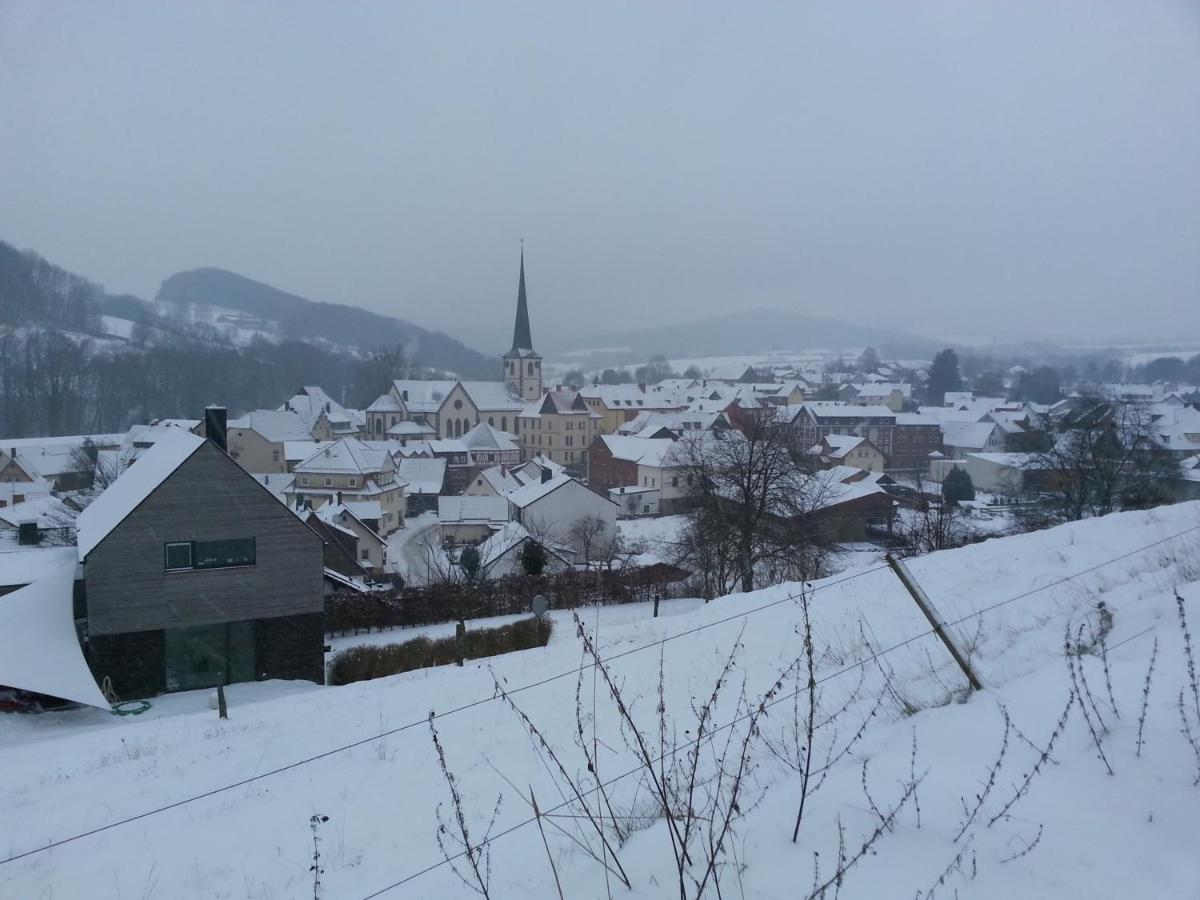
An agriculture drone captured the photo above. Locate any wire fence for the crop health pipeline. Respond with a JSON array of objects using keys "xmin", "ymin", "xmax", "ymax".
[{"xmin": 2, "ymin": 521, "xmax": 1197, "ymax": 876}]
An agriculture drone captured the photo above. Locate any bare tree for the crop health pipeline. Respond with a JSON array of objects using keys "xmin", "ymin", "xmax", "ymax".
[
  {"xmin": 1026, "ymin": 400, "xmax": 1175, "ymax": 522},
  {"xmin": 567, "ymin": 514, "xmax": 612, "ymax": 569},
  {"xmin": 895, "ymin": 471, "xmax": 975, "ymax": 554},
  {"xmin": 673, "ymin": 417, "xmax": 833, "ymax": 596}
]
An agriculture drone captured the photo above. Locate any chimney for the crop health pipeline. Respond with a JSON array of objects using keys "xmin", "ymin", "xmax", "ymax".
[
  {"xmin": 205, "ymin": 406, "xmax": 228, "ymax": 453},
  {"xmin": 337, "ymin": 490, "xmax": 343, "ymax": 505}
]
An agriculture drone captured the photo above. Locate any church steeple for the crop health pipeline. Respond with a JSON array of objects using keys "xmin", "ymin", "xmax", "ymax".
[
  {"xmin": 511, "ymin": 245, "xmax": 533, "ymax": 352},
  {"xmin": 503, "ymin": 243, "xmax": 542, "ymax": 403}
]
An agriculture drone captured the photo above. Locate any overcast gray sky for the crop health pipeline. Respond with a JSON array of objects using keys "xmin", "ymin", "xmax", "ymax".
[{"xmin": 1, "ymin": 1, "xmax": 1198, "ymax": 351}]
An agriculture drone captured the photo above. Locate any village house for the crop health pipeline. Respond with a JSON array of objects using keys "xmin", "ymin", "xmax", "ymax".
[
  {"xmin": 578, "ymin": 384, "xmax": 684, "ymax": 435},
  {"xmin": 462, "ymin": 422, "xmax": 522, "ymax": 467},
  {"xmin": 507, "ymin": 470, "xmax": 618, "ymax": 553},
  {"xmin": 0, "ymin": 433, "xmax": 125, "ymax": 491},
  {"xmin": 281, "ymin": 386, "xmax": 364, "ymax": 439},
  {"xmin": 225, "ymin": 409, "xmax": 330, "ymax": 474},
  {"xmin": 437, "ymin": 495, "xmax": 511, "ymax": 545},
  {"xmin": 517, "ymin": 389, "xmax": 603, "ymax": 474},
  {"xmin": 891, "ymin": 413, "xmax": 945, "ymax": 472},
  {"xmin": 397, "ymin": 456, "xmax": 447, "ymax": 515},
  {"xmin": 808, "ymin": 434, "xmax": 886, "ymax": 473},
  {"xmin": 286, "ymin": 438, "xmax": 407, "ymax": 535},
  {"xmin": 940, "ymin": 421, "xmax": 1005, "ymax": 459},
  {"xmin": 475, "ymin": 521, "xmax": 573, "ymax": 579},
  {"xmin": 843, "ymin": 382, "xmax": 909, "ymax": 413},
  {"xmin": 785, "ymin": 403, "xmax": 898, "ymax": 463},
  {"xmin": 315, "ymin": 502, "xmax": 388, "ymax": 574},
  {"xmin": 75, "ymin": 422, "xmax": 325, "ymax": 699}
]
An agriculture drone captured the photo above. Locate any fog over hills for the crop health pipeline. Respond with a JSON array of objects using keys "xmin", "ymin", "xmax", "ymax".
[
  {"xmin": 157, "ymin": 267, "xmax": 496, "ymax": 377},
  {"xmin": 543, "ymin": 307, "xmax": 939, "ymax": 368}
]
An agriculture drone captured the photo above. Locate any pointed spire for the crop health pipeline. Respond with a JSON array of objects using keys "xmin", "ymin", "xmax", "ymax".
[{"xmin": 511, "ymin": 243, "xmax": 533, "ymax": 353}]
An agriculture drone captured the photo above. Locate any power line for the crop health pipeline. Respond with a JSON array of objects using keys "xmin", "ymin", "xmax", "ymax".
[
  {"xmin": 0, "ymin": 564, "xmax": 887, "ymax": 867},
  {"xmin": 4, "ymin": 522, "xmax": 1196, "ymax": 870},
  {"xmin": 359, "ymin": 525, "xmax": 1197, "ymax": 897}
]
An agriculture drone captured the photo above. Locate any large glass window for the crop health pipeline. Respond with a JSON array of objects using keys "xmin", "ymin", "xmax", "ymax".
[
  {"xmin": 165, "ymin": 538, "xmax": 256, "ymax": 571},
  {"xmin": 165, "ymin": 621, "xmax": 256, "ymax": 691},
  {"xmin": 194, "ymin": 538, "xmax": 256, "ymax": 569}
]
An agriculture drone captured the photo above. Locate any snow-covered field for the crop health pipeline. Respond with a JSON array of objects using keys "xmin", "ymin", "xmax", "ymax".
[{"xmin": 3, "ymin": 503, "xmax": 1200, "ymax": 898}]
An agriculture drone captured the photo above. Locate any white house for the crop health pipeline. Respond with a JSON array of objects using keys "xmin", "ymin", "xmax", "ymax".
[{"xmin": 508, "ymin": 472, "xmax": 618, "ymax": 557}]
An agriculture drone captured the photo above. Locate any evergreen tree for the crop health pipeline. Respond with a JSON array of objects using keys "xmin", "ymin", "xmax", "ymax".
[
  {"xmin": 942, "ymin": 465, "xmax": 976, "ymax": 505},
  {"xmin": 927, "ymin": 348, "xmax": 963, "ymax": 404},
  {"xmin": 520, "ymin": 539, "xmax": 547, "ymax": 576},
  {"xmin": 459, "ymin": 545, "xmax": 481, "ymax": 581}
]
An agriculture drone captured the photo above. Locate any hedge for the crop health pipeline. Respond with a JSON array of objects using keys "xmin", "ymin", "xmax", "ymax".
[
  {"xmin": 328, "ymin": 616, "xmax": 553, "ymax": 685},
  {"xmin": 325, "ymin": 564, "xmax": 689, "ymax": 637}
]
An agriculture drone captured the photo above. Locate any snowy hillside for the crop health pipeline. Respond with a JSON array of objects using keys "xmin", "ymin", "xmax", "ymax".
[{"xmin": 3, "ymin": 503, "xmax": 1200, "ymax": 898}]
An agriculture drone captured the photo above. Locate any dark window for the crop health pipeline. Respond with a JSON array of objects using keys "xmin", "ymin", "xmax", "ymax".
[
  {"xmin": 165, "ymin": 541, "xmax": 193, "ymax": 570},
  {"xmin": 165, "ymin": 621, "xmax": 256, "ymax": 691},
  {"xmin": 194, "ymin": 538, "xmax": 256, "ymax": 569},
  {"xmin": 166, "ymin": 538, "xmax": 255, "ymax": 571}
]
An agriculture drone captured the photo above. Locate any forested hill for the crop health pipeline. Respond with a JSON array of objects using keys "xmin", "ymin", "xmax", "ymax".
[
  {"xmin": 157, "ymin": 267, "xmax": 495, "ymax": 377},
  {"xmin": 0, "ymin": 241, "xmax": 492, "ymax": 438}
]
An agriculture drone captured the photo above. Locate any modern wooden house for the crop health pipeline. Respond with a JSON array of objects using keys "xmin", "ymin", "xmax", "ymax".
[{"xmin": 75, "ymin": 418, "xmax": 324, "ymax": 698}]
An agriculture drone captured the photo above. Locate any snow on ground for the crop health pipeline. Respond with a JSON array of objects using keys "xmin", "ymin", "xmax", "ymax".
[
  {"xmin": 98, "ymin": 315, "xmax": 135, "ymax": 340},
  {"xmin": 3, "ymin": 503, "xmax": 1200, "ymax": 898},
  {"xmin": 386, "ymin": 511, "xmax": 438, "ymax": 582},
  {"xmin": 617, "ymin": 513, "xmax": 686, "ymax": 555}
]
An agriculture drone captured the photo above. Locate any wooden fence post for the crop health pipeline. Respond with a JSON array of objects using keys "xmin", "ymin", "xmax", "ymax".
[{"xmin": 885, "ymin": 553, "xmax": 983, "ymax": 692}]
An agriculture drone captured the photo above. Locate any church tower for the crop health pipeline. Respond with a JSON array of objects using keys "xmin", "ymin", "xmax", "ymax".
[{"xmin": 503, "ymin": 246, "xmax": 543, "ymax": 402}]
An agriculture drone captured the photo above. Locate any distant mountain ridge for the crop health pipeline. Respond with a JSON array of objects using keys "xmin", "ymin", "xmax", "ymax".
[
  {"xmin": 157, "ymin": 267, "xmax": 496, "ymax": 377},
  {"xmin": 548, "ymin": 307, "xmax": 938, "ymax": 364}
]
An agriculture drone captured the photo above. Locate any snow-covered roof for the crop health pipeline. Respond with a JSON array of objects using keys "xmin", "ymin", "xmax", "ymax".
[
  {"xmin": 438, "ymin": 495, "xmax": 510, "ymax": 526},
  {"xmin": 462, "ymin": 422, "xmax": 519, "ymax": 452},
  {"xmin": 508, "ymin": 472, "xmax": 581, "ymax": 509},
  {"xmin": 599, "ymin": 435, "xmax": 675, "ymax": 464},
  {"xmin": 941, "ymin": 421, "xmax": 998, "ymax": 450},
  {"xmin": 398, "ymin": 457, "xmax": 446, "ymax": 495},
  {"xmin": 282, "ymin": 386, "xmax": 359, "ymax": 429},
  {"xmin": 460, "ymin": 381, "xmax": 525, "ymax": 411},
  {"xmin": 294, "ymin": 438, "xmax": 393, "ymax": 476},
  {"xmin": 0, "ymin": 494, "xmax": 73, "ymax": 530},
  {"xmin": 367, "ymin": 394, "xmax": 404, "ymax": 412},
  {"xmin": 0, "ymin": 566, "xmax": 111, "ymax": 708},
  {"xmin": 477, "ymin": 521, "xmax": 532, "ymax": 568},
  {"xmin": 284, "ymin": 440, "xmax": 331, "ymax": 462},
  {"xmin": 520, "ymin": 390, "xmax": 600, "ymax": 419},
  {"xmin": 853, "ymin": 382, "xmax": 911, "ymax": 399},
  {"xmin": 0, "ymin": 477, "xmax": 53, "ymax": 507},
  {"xmin": 816, "ymin": 434, "xmax": 869, "ymax": 458},
  {"xmin": 475, "ymin": 465, "xmax": 524, "ymax": 496},
  {"xmin": 229, "ymin": 409, "xmax": 315, "ymax": 443},
  {"xmin": 895, "ymin": 413, "xmax": 940, "ymax": 427},
  {"xmin": 802, "ymin": 402, "xmax": 897, "ymax": 420},
  {"xmin": 76, "ymin": 430, "xmax": 205, "ymax": 560},
  {"xmin": 387, "ymin": 420, "xmax": 436, "ymax": 436}
]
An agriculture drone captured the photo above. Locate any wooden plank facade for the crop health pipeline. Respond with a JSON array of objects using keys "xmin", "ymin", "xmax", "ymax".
[{"xmin": 83, "ymin": 440, "xmax": 325, "ymax": 696}]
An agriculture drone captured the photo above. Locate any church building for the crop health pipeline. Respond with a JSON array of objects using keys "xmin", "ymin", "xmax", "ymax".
[{"xmin": 365, "ymin": 249, "xmax": 546, "ymax": 448}]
